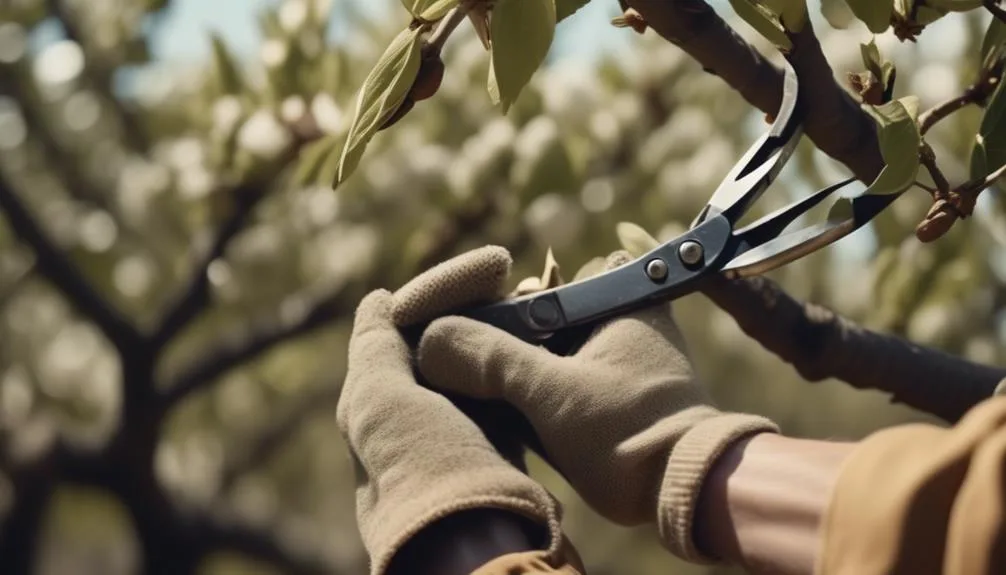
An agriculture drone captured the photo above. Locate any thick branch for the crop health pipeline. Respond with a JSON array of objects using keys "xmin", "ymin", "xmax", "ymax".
[
  {"xmin": 0, "ymin": 451, "xmax": 58, "ymax": 575},
  {"xmin": 703, "ymin": 276, "xmax": 1005, "ymax": 423},
  {"xmin": 628, "ymin": 0, "xmax": 884, "ymax": 183},
  {"xmin": 627, "ymin": 0, "xmax": 1003, "ymax": 419},
  {"xmin": 219, "ymin": 385, "xmax": 342, "ymax": 492},
  {"xmin": 0, "ymin": 170, "xmax": 140, "ymax": 351}
]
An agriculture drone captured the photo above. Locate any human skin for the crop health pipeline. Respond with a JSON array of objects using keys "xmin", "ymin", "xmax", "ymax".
[{"xmin": 392, "ymin": 433, "xmax": 855, "ymax": 575}]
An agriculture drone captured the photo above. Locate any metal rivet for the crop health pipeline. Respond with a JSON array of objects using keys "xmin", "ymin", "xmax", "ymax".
[
  {"xmin": 678, "ymin": 240, "xmax": 704, "ymax": 266},
  {"xmin": 529, "ymin": 298, "xmax": 560, "ymax": 328},
  {"xmin": 645, "ymin": 258, "xmax": 669, "ymax": 282}
]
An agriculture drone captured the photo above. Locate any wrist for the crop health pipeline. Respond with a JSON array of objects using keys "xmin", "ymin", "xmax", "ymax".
[{"xmin": 694, "ymin": 432, "xmax": 854, "ymax": 575}]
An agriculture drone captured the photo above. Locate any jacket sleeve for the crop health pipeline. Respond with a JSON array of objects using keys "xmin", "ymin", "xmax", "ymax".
[
  {"xmin": 817, "ymin": 396, "xmax": 1006, "ymax": 575},
  {"xmin": 471, "ymin": 536, "xmax": 586, "ymax": 574}
]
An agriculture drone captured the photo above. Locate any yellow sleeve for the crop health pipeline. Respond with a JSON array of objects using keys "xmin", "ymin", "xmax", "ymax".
[
  {"xmin": 817, "ymin": 396, "xmax": 1006, "ymax": 575},
  {"xmin": 472, "ymin": 536, "xmax": 586, "ymax": 574}
]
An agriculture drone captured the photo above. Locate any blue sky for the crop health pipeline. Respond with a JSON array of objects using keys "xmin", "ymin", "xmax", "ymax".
[{"xmin": 147, "ymin": 0, "xmax": 628, "ymax": 63}]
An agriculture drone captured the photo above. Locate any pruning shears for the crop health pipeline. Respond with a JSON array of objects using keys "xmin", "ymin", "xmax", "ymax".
[{"xmin": 458, "ymin": 58, "xmax": 898, "ymax": 346}]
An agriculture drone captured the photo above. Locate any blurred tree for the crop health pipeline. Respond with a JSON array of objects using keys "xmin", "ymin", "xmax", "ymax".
[{"xmin": 1, "ymin": 0, "xmax": 1006, "ymax": 574}]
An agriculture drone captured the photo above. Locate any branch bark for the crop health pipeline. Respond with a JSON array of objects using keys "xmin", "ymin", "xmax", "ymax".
[
  {"xmin": 704, "ymin": 276, "xmax": 1005, "ymax": 423},
  {"xmin": 626, "ymin": 0, "xmax": 1003, "ymax": 421},
  {"xmin": 0, "ymin": 170, "xmax": 141, "ymax": 352},
  {"xmin": 628, "ymin": 0, "xmax": 884, "ymax": 183}
]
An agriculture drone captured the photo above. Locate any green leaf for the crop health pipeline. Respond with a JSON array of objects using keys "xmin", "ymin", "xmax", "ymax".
[
  {"xmin": 210, "ymin": 32, "xmax": 244, "ymax": 94},
  {"xmin": 616, "ymin": 222, "xmax": 659, "ymax": 258},
  {"xmin": 860, "ymin": 39, "xmax": 896, "ymax": 100},
  {"xmin": 555, "ymin": 0, "xmax": 590, "ymax": 21},
  {"xmin": 488, "ymin": 0, "xmax": 556, "ymax": 114},
  {"xmin": 401, "ymin": 0, "xmax": 459, "ymax": 21},
  {"xmin": 335, "ymin": 26, "xmax": 424, "ymax": 188},
  {"xmin": 970, "ymin": 79, "xmax": 1006, "ymax": 182},
  {"xmin": 727, "ymin": 0, "xmax": 792, "ymax": 50},
  {"xmin": 820, "ymin": 0, "xmax": 856, "ymax": 29},
  {"xmin": 845, "ymin": 0, "xmax": 892, "ymax": 33},
  {"xmin": 760, "ymin": 0, "xmax": 808, "ymax": 31},
  {"xmin": 982, "ymin": 19, "xmax": 1006, "ymax": 72},
  {"xmin": 293, "ymin": 135, "xmax": 343, "ymax": 187},
  {"xmin": 862, "ymin": 96, "xmax": 922, "ymax": 195}
]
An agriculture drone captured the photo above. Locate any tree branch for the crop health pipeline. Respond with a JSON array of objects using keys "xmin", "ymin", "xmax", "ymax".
[
  {"xmin": 219, "ymin": 385, "xmax": 342, "ymax": 492},
  {"xmin": 161, "ymin": 193, "xmax": 511, "ymax": 408},
  {"xmin": 918, "ymin": 63, "xmax": 1001, "ymax": 136},
  {"xmin": 150, "ymin": 181, "xmax": 271, "ymax": 350},
  {"xmin": 159, "ymin": 289, "xmax": 353, "ymax": 407},
  {"xmin": 0, "ymin": 448, "xmax": 59, "ymax": 575},
  {"xmin": 0, "ymin": 170, "xmax": 141, "ymax": 352},
  {"xmin": 191, "ymin": 512, "xmax": 334, "ymax": 575},
  {"xmin": 628, "ymin": 0, "xmax": 884, "ymax": 183},
  {"xmin": 626, "ymin": 0, "xmax": 1004, "ymax": 419},
  {"xmin": 703, "ymin": 276, "xmax": 1005, "ymax": 423}
]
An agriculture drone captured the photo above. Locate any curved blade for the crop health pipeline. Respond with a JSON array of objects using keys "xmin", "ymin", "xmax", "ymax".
[
  {"xmin": 692, "ymin": 58, "xmax": 804, "ymax": 228},
  {"xmin": 721, "ymin": 187, "xmax": 899, "ymax": 278}
]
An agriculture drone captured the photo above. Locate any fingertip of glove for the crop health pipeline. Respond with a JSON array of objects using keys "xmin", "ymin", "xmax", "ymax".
[
  {"xmin": 392, "ymin": 246, "xmax": 513, "ymax": 327},
  {"xmin": 355, "ymin": 290, "xmax": 394, "ymax": 326},
  {"xmin": 604, "ymin": 250, "xmax": 633, "ymax": 270}
]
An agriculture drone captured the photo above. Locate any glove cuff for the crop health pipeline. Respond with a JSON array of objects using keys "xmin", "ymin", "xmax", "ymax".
[
  {"xmin": 365, "ymin": 466, "xmax": 563, "ymax": 575},
  {"xmin": 656, "ymin": 413, "xmax": 779, "ymax": 563}
]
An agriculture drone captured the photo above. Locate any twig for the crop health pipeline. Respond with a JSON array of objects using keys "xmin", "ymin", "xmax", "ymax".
[
  {"xmin": 985, "ymin": 0, "xmax": 1006, "ymax": 24},
  {"xmin": 151, "ymin": 144, "xmax": 304, "ymax": 350},
  {"xmin": 918, "ymin": 68, "xmax": 1000, "ymax": 135},
  {"xmin": 150, "ymin": 183, "xmax": 269, "ymax": 350},
  {"xmin": 427, "ymin": 3, "xmax": 471, "ymax": 51},
  {"xmin": 218, "ymin": 385, "xmax": 342, "ymax": 492},
  {"xmin": 919, "ymin": 142, "xmax": 951, "ymax": 199},
  {"xmin": 0, "ymin": 170, "xmax": 140, "ymax": 352}
]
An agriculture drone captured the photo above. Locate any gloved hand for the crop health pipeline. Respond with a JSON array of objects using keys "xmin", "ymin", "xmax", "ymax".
[
  {"xmin": 416, "ymin": 251, "xmax": 780, "ymax": 563},
  {"xmin": 336, "ymin": 288, "xmax": 561, "ymax": 575}
]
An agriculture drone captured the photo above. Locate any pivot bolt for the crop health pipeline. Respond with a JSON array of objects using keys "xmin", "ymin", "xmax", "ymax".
[
  {"xmin": 528, "ymin": 297, "xmax": 561, "ymax": 328},
  {"xmin": 678, "ymin": 240, "xmax": 704, "ymax": 266},
  {"xmin": 645, "ymin": 258, "xmax": 669, "ymax": 282}
]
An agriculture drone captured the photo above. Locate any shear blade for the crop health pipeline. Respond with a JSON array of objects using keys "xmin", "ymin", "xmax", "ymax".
[{"xmin": 692, "ymin": 59, "xmax": 804, "ymax": 228}]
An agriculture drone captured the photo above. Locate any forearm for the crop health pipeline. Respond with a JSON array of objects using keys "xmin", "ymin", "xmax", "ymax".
[
  {"xmin": 694, "ymin": 433, "xmax": 855, "ymax": 575},
  {"xmin": 390, "ymin": 509, "xmax": 538, "ymax": 575}
]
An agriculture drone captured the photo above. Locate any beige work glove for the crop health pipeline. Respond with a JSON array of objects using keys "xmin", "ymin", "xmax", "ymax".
[
  {"xmin": 336, "ymin": 288, "xmax": 561, "ymax": 575},
  {"xmin": 415, "ymin": 250, "xmax": 780, "ymax": 563}
]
